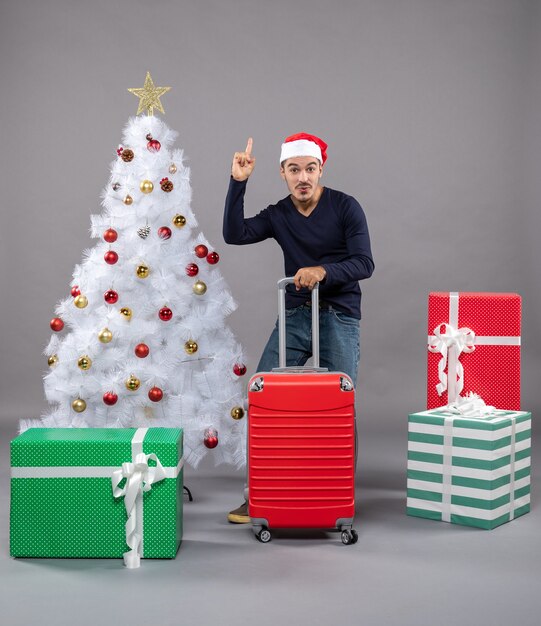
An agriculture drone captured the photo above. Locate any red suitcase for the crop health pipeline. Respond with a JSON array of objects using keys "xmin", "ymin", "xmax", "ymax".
[{"xmin": 248, "ymin": 277, "xmax": 357, "ymax": 544}]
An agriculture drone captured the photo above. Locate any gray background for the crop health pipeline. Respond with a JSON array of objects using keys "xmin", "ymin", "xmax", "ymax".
[{"xmin": 0, "ymin": 1, "xmax": 540, "ymax": 624}]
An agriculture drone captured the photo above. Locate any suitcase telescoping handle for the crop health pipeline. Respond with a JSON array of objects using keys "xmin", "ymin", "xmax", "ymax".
[{"xmin": 277, "ymin": 277, "xmax": 320, "ymax": 369}]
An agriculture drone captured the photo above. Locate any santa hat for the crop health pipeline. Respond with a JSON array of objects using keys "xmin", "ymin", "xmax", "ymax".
[{"xmin": 280, "ymin": 132, "xmax": 328, "ymax": 165}]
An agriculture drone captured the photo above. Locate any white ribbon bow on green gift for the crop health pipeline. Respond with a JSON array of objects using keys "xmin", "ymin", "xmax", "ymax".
[
  {"xmin": 428, "ymin": 323, "xmax": 476, "ymax": 398},
  {"xmin": 112, "ymin": 452, "xmax": 167, "ymax": 569},
  {"xmin": 446, "ymin": 392, "xmax": 496, "ymax": 418}
]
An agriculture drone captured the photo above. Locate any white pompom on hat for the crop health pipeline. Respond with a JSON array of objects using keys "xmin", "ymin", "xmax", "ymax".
[{"xmin": 280, "ymin": 132, "xmax": 328, "ymax": 165}]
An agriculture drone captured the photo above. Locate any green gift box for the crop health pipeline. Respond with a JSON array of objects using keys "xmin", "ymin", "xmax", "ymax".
[
  {"xmin": 10, "ymin": 427, "xmax": 183, "ymax": 566},
  {"xmin": 407, "ymin": 408, "xmax": 531, "ymax": 529}
]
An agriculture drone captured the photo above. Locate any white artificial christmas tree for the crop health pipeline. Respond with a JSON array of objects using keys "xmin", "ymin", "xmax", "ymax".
[{"xmin": 29, "ymin": 74, "xmax": 248, "ymax": 468}]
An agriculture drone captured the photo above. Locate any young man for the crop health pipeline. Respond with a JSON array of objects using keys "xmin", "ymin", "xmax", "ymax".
[{"xmin": 223, "ymin": 133, "xmax": 374, "ymax": 523}]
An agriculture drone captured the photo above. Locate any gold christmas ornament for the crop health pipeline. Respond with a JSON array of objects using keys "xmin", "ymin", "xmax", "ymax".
[
  {"xmin": 120, "ymin": 307, "xmax": 132, "ymax": 320},
  {"xmin": 125, "ymin": 374, "xmax": 141, "ymax": 391},
  {"xmin": 172, "ymin": 214, "xmax": 186, "ymax": 228},
  {"xmin": 193, "ymin": 280, "xmax": 207, "ymax": 296},
  {"xmin": 123, "ymin": 194, "xmax": 133, "ymax": 205},
  {"xmin": 47, "ymin": 354, "xmax": 59, "ymax": 367},
  {"xmin": 77, "ymin": 355, "xmax": 92, "ymax": 370},
  {"xmin": 128, "ymin": 71, "xmax": 171, "ymax": 116},
  {"xmin": 74, "ymin": 294, "xmax": 88, "ymax": 309},
  {"xmin": 139, "ymin": 179, "xmax": 154, "ymax": 194},
  {"xmin": 72, "ymin": 398, "xmax": 87, "ymax": 413},
  {"xmin": 136, "ymin": 263, "xmax": 150, "ymax": 278},
  {"xmin": 98, "ymin": 328, "xmax": 113, "ymax": 343},
  {"xmin": 169, "ymin": 163, "xmax": 177, "ymax": 174},
  {"xmin": 230, "ymin": 406, "xmax": 245, "ymax": 420},
  {"xmin": 184, "ymin": 340, "xmax": 198, "ymax": 355}
]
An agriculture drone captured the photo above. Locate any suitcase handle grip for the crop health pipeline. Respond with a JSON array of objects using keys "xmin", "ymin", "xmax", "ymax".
[{"xmin": 277, "ymin": 277, "xmax": 320, "ymax": 368}]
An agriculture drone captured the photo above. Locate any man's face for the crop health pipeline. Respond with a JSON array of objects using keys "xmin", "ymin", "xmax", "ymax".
[{"xmin": 280, "ymin": 156, "xmax": 323, "ymax": 204}]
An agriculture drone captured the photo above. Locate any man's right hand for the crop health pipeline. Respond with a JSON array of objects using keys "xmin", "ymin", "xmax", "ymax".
[{"xmin": 231, "ymin": 138, "xmax": 256, "ymax": 181}]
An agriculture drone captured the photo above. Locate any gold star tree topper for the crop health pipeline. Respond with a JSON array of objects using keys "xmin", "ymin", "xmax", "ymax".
[{"xmin": 128, "ymin": 72, "xmax": 171, "ymax": 116}]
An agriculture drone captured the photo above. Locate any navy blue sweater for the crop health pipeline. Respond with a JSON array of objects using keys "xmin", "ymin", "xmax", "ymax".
[{"xmin": 223, "ymin": 178, "xmax": 374, "ymax": 319}]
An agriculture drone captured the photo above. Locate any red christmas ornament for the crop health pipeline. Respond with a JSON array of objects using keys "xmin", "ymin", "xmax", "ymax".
[
  {"xmin": 159, "ymin": 306, "xmax": 173, "ymax": 321},
  {"xmin": 116, "ymin": 147, "xmax": 123, "ymax": 156},
  {"xmin": 71, "ymin": 285, "xmax": 81, "ymax": 297},
  {"xmin": 233, "ymin": 363, "xmax": 247, "ymax": 376},
  {"xmin": 148, "ymin": 386, "xmax": 163, "ymax": 402},
  {"xmin": 50, "ymin": 317, "xmax": 64, "ymax": 332},
  {"xmin": 185, "ymin": 263, "xmax": 199, "ymax": 277},
  {"xmin": 103, "ymin": 391, "xmax": 118, "ymax": 406},
  {"xmin": 104, "ymin": 250, "xmax": 119, "ymax": 265},
  {"xmin": 194, "ymin": 244, "xmax": 208, "ymax": 258},
  {"xmin": 204, "ymin": 427, "xmax": 219, "ymax": 449},
  {"xmin": 103, "ymin": 228, "xmax": 118, "ymax": 243},
  {"xmin": 104, "ymin": 289, "xmax": 119, "ymax": 304},
  {"xmin": 206, "ymin": 251, "xmax": 220, "ymax": 265},
  {"xmin": 135, "ymin": 343, "xmax": 150, "ymax": 358},
  {"xmin": 147, "ymin": 139, "xmax": 161, "ymax": 153},
  {"xmin": 158, "ymin": 226, "xmax": 172, "ymax": 240}
]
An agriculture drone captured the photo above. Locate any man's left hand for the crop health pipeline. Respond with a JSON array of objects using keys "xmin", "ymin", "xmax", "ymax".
[{"xmin": 293, "ymin": 266, "xmax": 327, "ymax": 291}]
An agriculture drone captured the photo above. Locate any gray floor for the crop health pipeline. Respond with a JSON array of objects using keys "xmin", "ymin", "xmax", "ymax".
[{"xmin": 1, "ymin": 423, "xmax": 539, "ymax": 626}]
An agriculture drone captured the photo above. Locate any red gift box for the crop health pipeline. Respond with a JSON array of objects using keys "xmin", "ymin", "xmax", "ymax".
[{"xmin": 427, "ymin": 292, "xmax": 521, "ymax": 410}]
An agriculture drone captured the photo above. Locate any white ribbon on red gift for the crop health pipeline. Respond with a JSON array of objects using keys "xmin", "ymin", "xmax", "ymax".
[
  {"xmin": 427, "ymin": 292, "xmax": 521, "ymax": 403},
  {"xmin": 112, "ymin": 436, "xmax": 166, "ymax": 569},
  {"xmin": 428, "ymin": 323, "xmax": 475, "ymax": 400}
]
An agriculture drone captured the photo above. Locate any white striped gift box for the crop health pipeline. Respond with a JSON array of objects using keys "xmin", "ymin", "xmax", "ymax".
[{"xmin": 407, "ymin": 408, "xmax": 531, "ymax": 529}]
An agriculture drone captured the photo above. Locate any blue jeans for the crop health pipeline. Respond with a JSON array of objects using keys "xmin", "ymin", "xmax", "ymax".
[{"xmin": 256, "ymin": 304, "xmax": 360, "ymax": 384}]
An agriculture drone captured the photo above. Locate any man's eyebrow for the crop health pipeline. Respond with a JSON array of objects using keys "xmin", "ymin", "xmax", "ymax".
[{"xmin": 287, "ymin": 161, "xmax": 318, "ymax": 168}]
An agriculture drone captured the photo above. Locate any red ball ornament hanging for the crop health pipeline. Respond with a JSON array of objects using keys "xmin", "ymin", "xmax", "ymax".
[
  {"xmin": 158, "ymin": 226, "xmax": 172, "ymax": 240},
  {"xmin": 206, "ymin": 251, "xmax": 220, "ymax": 265},
  {"xmin": 159, "ymin": 306, "xmax": 173, "ymax": 321},
  {"xmin": 71, "ymin": 285, "xmax": 81, "ymax": 297},
  {"xmin": 104, "ymin": 250, "xmax": 119, "ymax": 265},
  {"xmin": 103, "ymin": 391, "xmax": 118, "ymax": 406},
  {"xmin": 104, "ymin": 289, "xmax": 119, "ymax": 304},
  {"xmin": 147, "ymin": 139, "xmax": 161, "ymax": 153},
  {"xmin": 194, "ymin": 244, "xmax": 208, "ymax": 258},
  {"xmin": 148, "ymin": 386, "xmax": 163, "ymax": 402},
  {"xmin": 103, "ymin": 228, "xmax": 118, "ymax": 243},
  {"xmin": 135, "ymin": 343, "xmax": 150, "ymax": 358},
  {"xmin": 233, "ymin": 363, "xmax": 247, "ymax": 376},
  {"xmin": 50, "ymin": 317, "xmax": 64, "ymax": 332},
  {"xmin": 204, "ymin": 427, "xmax": 219, "ymax": 449},
  {"xmin": 185, "ymin": 263, "xmax": 199, "ymax": 277}
]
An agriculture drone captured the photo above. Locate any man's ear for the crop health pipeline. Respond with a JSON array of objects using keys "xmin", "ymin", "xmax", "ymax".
[{"xmin": 280, "ymin": 166, "xmax": 286, "ymax": 180}]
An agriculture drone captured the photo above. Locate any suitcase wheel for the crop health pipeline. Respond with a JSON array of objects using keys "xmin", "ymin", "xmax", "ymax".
[
  {"xmin": 257, "ymin": 528, "xmax": 272, "ymax": 543},
  {"xmin": 341, "ymin": 529, "xmax": 358, "ymax": 545}
]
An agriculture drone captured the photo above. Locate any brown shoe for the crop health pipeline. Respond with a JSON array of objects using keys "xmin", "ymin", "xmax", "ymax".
[{"xmin": 227, "ymin": 501, "xmax": 250, "ymax": 524}]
